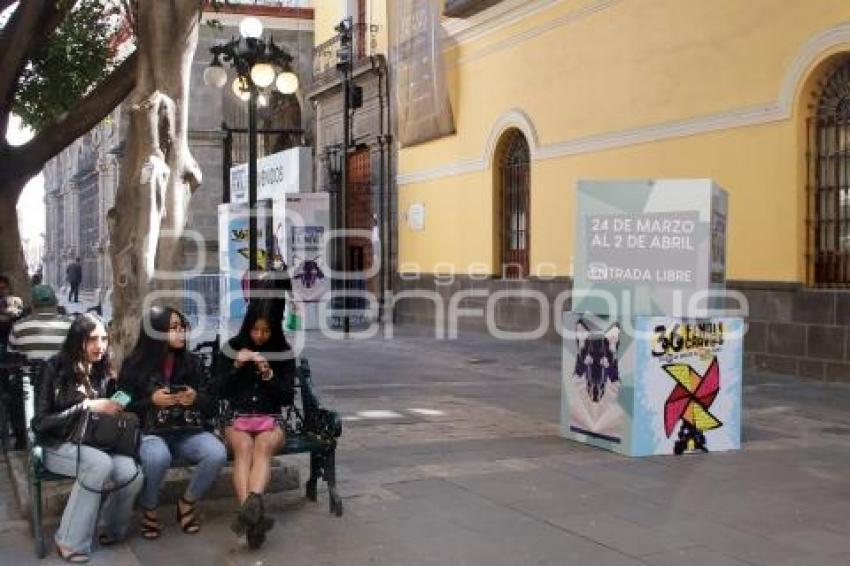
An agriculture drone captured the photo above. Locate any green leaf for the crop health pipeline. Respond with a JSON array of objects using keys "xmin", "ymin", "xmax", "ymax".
[{"xmin": 12, "ymin": 0, "xmax": 131, "ymax": 132}]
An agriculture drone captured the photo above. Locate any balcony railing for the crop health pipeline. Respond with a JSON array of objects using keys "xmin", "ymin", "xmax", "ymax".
[{"xmin": 311, "ymin": 22, "xmax": 378, "ymax": 89}]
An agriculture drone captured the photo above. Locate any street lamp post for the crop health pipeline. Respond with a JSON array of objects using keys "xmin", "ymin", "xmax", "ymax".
[
  {"xmin": 203, "ymin": 17, "xmax": 299, "ymax": 286},
  {"xmin": 335, "ymin": 17, "xmax": 354, "ymax": 335}
]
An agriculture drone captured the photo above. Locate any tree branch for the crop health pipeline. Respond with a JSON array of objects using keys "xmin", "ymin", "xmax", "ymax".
[
  {"xmin": 0, "ymin": 0, "xmax": 48, "ymax": 114},
  {"xmin": 37, "ymin": 0, "xmax": 81, "ymax": 45},
  {"xmin": 4, "ymin": 51, "xmax": 138, "ymax": 183},
  {"xmin": 0, "ymin": 0, "xmax": 80, "ymax": 133}
]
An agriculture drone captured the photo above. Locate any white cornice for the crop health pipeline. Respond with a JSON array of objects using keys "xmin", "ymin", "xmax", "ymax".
[
  {"xmin": 442, "ymin": 0, "xmax": 563, "ymax": 45},
  {"xmin": 778, "ymin": 22, "xmax": 850, "ymax": 113},
  {"xmin": 443, "ymin": 0, "xmax": 624, "ymax": 66},
  {"xmin": 397, "ymin": 103, "xmax": 784, "ymax": 186},
  {"xmin": 398, "ymin": 22, "xmax": 850, "ymax": 187}
]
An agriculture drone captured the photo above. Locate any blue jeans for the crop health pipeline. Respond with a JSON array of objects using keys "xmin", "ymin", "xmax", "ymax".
[
  {"xmin": 138, "ymin": 431, "xmax": 227, "ymax": 510},
  {"xmin": 45, "ymin": 442, "xmax": 143, "ymax": 554}
]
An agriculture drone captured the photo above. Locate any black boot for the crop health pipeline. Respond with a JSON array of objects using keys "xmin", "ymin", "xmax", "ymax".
[
  {"xmin": 231, "ymin": 492, "xmax": 262, "ymax": 537},
  {"xmin": 245, "ymin": 493, "xmax": 275, "ymax": 549}
]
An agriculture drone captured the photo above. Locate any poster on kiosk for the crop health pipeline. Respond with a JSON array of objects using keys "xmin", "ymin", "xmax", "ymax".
[
  {"xmin": 217, "ymin": 200, "xmax": 274, "ymax": 342},
  {"xmin": 561, "ymin": 179, "xmax": 743, "ymax": 457},
  {"xmin": 278, "ymin": 193, "xmax": 331, "ymax": 330},
  {"xmin": 221, "ymin": 147, "xmax": 329, "ymax": 333}
]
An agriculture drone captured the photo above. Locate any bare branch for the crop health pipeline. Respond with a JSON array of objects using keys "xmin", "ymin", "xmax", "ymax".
[{"xmin": 4, "ymin": 52, "xmax": 138, "ymax": 182}]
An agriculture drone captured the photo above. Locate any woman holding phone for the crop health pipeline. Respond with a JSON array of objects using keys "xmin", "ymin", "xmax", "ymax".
[
  {"xmin": 33, "ymin": 313, "xmax": 142, "ymax": 563},
  {"xmin": 121, "ymin": 306, "xmax": 226, "ymax": 540},
  {"xmin": 218, "ymin": 301, "xmax": 295, "ymax": 548}
]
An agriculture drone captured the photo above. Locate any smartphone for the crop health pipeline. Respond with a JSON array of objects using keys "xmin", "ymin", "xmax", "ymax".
[
  {"xmin": 169, "ymin": 385, "xmax": 189, "ymax": 394},
  {"xmin": 110, "ymin": 390, "xmax": 132, "ymax": 407}
]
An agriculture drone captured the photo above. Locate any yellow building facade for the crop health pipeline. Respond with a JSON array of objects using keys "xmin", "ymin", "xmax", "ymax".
[
  {"xmin": 397, "ymin": 0, "xmax": 850, "ymax": 285},
  {"xmin": 312, "ymin": 0, "xmax": 850, "ymax": 379}
]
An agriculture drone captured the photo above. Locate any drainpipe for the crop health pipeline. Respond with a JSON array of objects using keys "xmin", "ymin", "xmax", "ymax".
[
  {"xmin": 384, "ymin": 54, "xmax": 394, "ymax": 319},
  {"xmin": 373, "ymin": 55, "xmax": 387, "ymax": 324}
]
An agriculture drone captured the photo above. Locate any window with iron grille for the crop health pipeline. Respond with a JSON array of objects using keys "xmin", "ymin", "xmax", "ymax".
[
  {"xmin": 497, "ymin": 129, "xmax": 530, "ymax": 279},
  {"xmin": 808, "ymin": 60, "xmax": 850, "ymax": 287}
]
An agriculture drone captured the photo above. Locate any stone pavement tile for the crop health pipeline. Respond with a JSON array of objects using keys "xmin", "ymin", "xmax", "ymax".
[
  {"xmin": 643, "ymin": 546, "xmax": 751, "ymax": 566},
  {"xmin": 652, "ymin": 517, "xmax": 811, "ymax": 566},
  {"xmin": 558, "ymin": 459, "xmax": 675, "ymax": 492},
  {"xmin": 446, "ymin": 465, "xmax": 695, "ymax": 535},
  {"xmin": 76, "ymin": 545, "xmax": 143, "ymax": 566},
  {"xmin": 766, "ymin": 529, "xmax": 850, "ymax": 557},
  {"xmin": 444, "ymin": 465, "xmax": 610, "ymax": 505},
  {"xmin": 773, "ymin": 554, "xmax": 850, "ymax": 566},
  {"xmin": 0, "ymin": 527, "xmax": 44, "ymax": 566},
  {"xmin": 696, "ymin": 494, "xmax": 833, "ymax": 535},
  {"xmin": 390, "ymin": 476, "xmax": 688, "ymax": 559},
  {"xmin": 538, "ymin": 511, "xmax": 696, "ymax": 557},
  {"xmin": 356, "ymin": 479, "xmax": 646, "ymax": 566},
  {"xmin": 336, "ymin": 435, "xmax": 575, "ymax": 475}
]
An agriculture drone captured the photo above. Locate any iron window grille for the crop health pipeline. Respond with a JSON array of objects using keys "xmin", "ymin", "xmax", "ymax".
[
  {"xmin": 808, "ymin": 60, "xmax": 850, "ymax": 287},
  {"xmin": 498, "ymin": 129, "xmax": 530, "ymax": 279}
]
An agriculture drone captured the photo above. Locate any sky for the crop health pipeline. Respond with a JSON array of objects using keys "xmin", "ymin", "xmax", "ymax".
[{"xmin": 7, "ymin": 115, "xmax": 46, "ymax": 244}]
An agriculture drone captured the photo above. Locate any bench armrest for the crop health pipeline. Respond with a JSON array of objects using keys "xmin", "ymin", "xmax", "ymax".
[
  {"xmin": 297, "ymin": 359, "xmax": 342, "ymax": 440},
  {"xmin": 21, "ymin": 364, "xmax": 47, "ymax": 474}
]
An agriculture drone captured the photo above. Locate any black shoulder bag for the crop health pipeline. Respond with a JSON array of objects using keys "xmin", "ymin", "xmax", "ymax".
[{"xmin": 70, "ymin": 410, "xmax": 141, "ymax": 493}]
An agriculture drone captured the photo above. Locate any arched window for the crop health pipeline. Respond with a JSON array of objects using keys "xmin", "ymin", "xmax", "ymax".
[
  {"xmin": 495, "ymin": 129, "xmax": 530, "ymax": 278},
  {"xmin": 810, "ymin": 60, "xmax": 850, "ymax": 286}
]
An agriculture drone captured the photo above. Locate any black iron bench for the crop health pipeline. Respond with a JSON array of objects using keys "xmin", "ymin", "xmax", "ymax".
[{"xmin": 22, "ymin": 353, "xmax": 343, "ymax": 559}]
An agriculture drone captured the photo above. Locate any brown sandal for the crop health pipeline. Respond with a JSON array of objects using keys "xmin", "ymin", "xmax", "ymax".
[
  {"xmin": 140, "ymin": 509, "xmax": 161, "ymax": 540},
  {"xmin": 177, "ymin": 496, "xmax": 201, "ymax": 534}
]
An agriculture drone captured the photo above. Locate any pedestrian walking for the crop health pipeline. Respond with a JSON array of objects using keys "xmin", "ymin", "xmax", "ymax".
[{"xmin": 66, "ymin": 258, "xmax": 82, "ymax": 303}]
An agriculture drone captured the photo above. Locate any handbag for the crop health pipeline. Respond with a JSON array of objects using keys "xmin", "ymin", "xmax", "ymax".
[
  {"xmin": 71, "ymin": 410, "xmax": 141, "ymax": 459},
  {"xmin": 70, "ymin": 410, "xmax": 142, "ymax": 494},
  {"xmin": 232, "ymin": 414, "xmax": 277, "ymax": 433},
  {"xmin": 147, "ymin": 405, "xmax": 203, "ymax": 434}
]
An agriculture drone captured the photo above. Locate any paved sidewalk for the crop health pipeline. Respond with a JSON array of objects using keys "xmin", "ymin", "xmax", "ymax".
[{"xmin": 2, "ymin": 327, "xmax": 850, "ymax": 565}]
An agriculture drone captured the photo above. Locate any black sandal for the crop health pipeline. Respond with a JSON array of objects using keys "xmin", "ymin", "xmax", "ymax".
[
  {"xmin": 54, "ymin": 539, "xmax": 90, "ymax": 564},
  {"xmin": 140, "ymin": 509, "xmax": 161, "ymax": 540},
  {"xmin": 177, "ymin": 496, "xmax": 201, "ymax": 534}
]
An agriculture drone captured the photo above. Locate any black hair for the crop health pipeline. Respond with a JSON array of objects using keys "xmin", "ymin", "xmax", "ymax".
[
  {"xmin": 232, "ymin": 300, "xmax": 286, "ymax": 354},
  {"xmin": 121, "ymin": 305, "xmax": 189, "ymax": 378},
  {"xmin": 58, "ymin": 313, "xmax": 108, "ymax": 385}
]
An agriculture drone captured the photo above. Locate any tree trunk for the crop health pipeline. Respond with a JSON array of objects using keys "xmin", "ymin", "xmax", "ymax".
[
  {"xmin": 109, "ymin": 1, "xmax": 202, "ymax": 367},
  {"xmin": 0, "ymin": 181, "xmax": 30, "ymax": 299}
]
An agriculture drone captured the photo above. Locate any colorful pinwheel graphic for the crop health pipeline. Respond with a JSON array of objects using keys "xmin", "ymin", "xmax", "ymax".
[{"xmin": 662, "ymin": 357, "xmax": 722, "ymax": 439}]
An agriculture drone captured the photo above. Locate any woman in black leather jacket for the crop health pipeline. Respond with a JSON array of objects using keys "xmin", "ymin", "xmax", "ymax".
[
  {"xmin": 218, "ymin": 301, "xmax": 295, "ymax": 548},
  {"xmin": 33, "ymin": 313, "xmax": 142, "ymax": 563}
]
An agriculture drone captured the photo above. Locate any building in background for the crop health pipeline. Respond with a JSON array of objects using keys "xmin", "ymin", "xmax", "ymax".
[
  {"xmin": 43, "ymin": 1, "xmax": 315, "ymax": 304},
  {"xmin": 308, "ymin": 0, "xmax": 394, "ymax": 322},
  {"xmin": 393, "ymin": 0, "xmax": 850, "ymax": 379}
]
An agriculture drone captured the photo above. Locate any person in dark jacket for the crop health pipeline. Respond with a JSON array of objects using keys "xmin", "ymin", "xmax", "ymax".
[
  {"xmin": 66, "ymin": 258, "xmax": 82, "ymax": 303},
  {"xmin": 218, "ymin": 301, "xmax": 295, "ymax": 548},
  {"xmin": 121, "ymin": 306, "xmax": 226, "ymax": 540},
  {"xmin": 32, "ymin": 313, "xmax": 142, "ymax": 563}
]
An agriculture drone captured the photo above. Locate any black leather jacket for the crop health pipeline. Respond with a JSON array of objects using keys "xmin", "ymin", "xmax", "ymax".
[
  {"xmin": 217, "ymin": 338, "xmax": 295, "ymax": 415},
  {"xmin": 32, "ymin": 355, "xmax": 109, "ymax": 446},
  {"xmin": 121, "ymin": 352, "xmax": 216, "ymax": 430}
]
